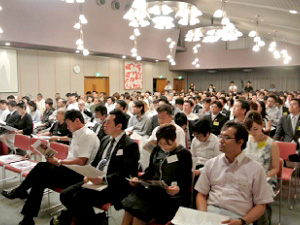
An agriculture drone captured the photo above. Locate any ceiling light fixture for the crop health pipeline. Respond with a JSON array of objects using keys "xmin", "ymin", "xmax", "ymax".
[
  {"xmin": 249, "ymin": 15, "xmax": 265, "ymax": 52},
  {"xmin": 289, "ymin": 10, "xmax": 298, "ymax": 14},
  {"xmin": 166, "ymin": 37, "xmax": 176, "ymax": 66},
  {"xmin": 123, "ymin": 0, "xmax": 150, "ymax": 28},
  {"xmin": 62, "ymin": 0, "xmax": 85, "ymax": 3},
  {"xmin": 74, "ymin": 4, "xmax": 89, "ymax": 56},
  {"xmin": 0, "ymin": 5, "xmax": 3, "ymax": 34},
  {"xmin": 5, "ymin": 42, "xmax": 10, "ymax": 46}
]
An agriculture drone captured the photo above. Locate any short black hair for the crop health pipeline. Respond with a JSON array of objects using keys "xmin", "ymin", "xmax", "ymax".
[
  {"xmin": 7, "ymin": 95, "xmax": 15, "ymax": 100},
  {"xmin": 94, "ymin": 104, "xmax": 107, "ymax": 116},
  {"xmin": 192, "ymin": 118, "xmax": 211, "ymax": 136},
  {"xmin": 244, "ymin": 111, "xmax": 263, "ymax": 130},
  {"xmin": 184, "ymin": 100, "xmax": 194, "ymax": 107},
  {"xmin": 37, "ymin": 93, "xmax": 43, "ymax": 98},
  {"xmin": 211, "ymin": 100, "xmax": 222, "ymax": 109},
  {"xmin": 156, "ymin": 124, "xmax": 177, "ymax": 144},
  {"xmin": 107, "ymin": 96, "xmax": 115, "ymax": 103},
  {"xmin": 0, "ymin": 100, "xmax": 7, "ymax": 104},
  {"xmin": 221, "ymin": 121, "xmax": 248, "ymax": 150},
  {"xmin": 116, "ymin": 100, "xmax": 128, "ymax": 110},
  {"xmin": 174, "ymin": 112, "xmax": 188, "ymax": 127},
  {"xmin": 291, "ymin": 98, "xmax": 300, "ymax": 107},
  {"xmin": 109, "ymin": 109, "xmax": 128, "ymax": 130},
  {"xmin": 16, "ymin": 101, "xmax": 26, "ymax": 109},
  {"xmin": 22, "ymin": 96, "xmax": 30, "ymax": 102},
  {"xmin": 175, "ymin": 98, "xmax": 184, "ymax": 105},
  {"xmin": 134, "ymin": 100, "xmax": 145, "ymax": 114},
  {"xmin": 45, "ymin": 98, "xmax": 53, "ymax": 107},
  {"xmin": 156, "ymin": 104, "xmax": 172, "ymax": 116},
  {"xmin": 203, "ymin": 98, "xmax": 211, "ymax": 104},
  {"xmin": 268, "ymin": 95, "xmax": 277, "ymax": 102},
  {"xmin": 86, "ymin": 91, "xmax": 92, "ymax": 95},
  {"xmin": 237, "ymin": 99, "xmax": 250, "ymax": 114},
  {"xmin": 8, "ymin": 101, "xmax": 17, "ymax": 107},
  {"xmin": 65, "ymin": 109, "xmax": 85, "ymax": 124},
  {"xmin": 87, "ymin": 96, "xmax": 95, "ymax": 101},
  {"xmin": 70, "ymin": 93, "xmax": 78, "ymax": 98},
  {"xmin": 28, "ymin": 101, "xmax": 37, "ymax": 111}
]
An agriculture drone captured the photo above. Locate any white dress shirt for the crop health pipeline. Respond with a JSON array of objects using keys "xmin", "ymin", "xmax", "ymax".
[
  {"xmin": 105, "ymin": 103, "xmax": 115, "ymax": 113},
  {"xmin": 186, "ymin": 112, "xmax": 199, "ymax": 121},
  {"xmin": 195, "ymin": 152, "xmax": 273, "ymax": 217},
  {"xmin": 97, "ymin": 132, "xmax": 125, "ymax": 174},
  {"xmin": 67, "ymin": 102, "xmax": 79, "ymax": 111},
  {"xmin": 67, "ymin": 126, "xmax": 100, "ymax": 165},
  {"xmin": 0, "ymin": 108, "xmax": 10, "ymax": 122}
]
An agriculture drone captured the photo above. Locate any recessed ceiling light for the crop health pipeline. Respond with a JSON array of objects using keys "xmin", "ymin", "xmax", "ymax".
[
  {"xmin": 5, "ymin": 42, "xmax": 10, "ymax": 46},
  {"xmin": 289, "ymin": 10, "xmax": 298, "ymax": 14},
  {"xmin": 122, "ymin": 55, "xmax": 126, "ymax": 59},
  {"xmin": 155, "ymin": 60, "xmax": 159, "ymax": 62},
  {"xmin": 75, "ymin": 50, "xmax": 80, "ymax": 53}
]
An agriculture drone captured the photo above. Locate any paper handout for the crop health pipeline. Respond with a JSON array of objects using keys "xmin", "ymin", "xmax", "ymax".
[
  {"xmin": 81, "ymin": 181, "xmax": 108, "ymax": 192},
  {"xmin": 126, "ymin": 178, "xmax": 169, "ymax": 189},
  {"xmin": 0, "ymin": 123, "xmax": 17, "ymax": 131},
  {"xmin": 31, "ymin": 140, "xmax": 57, "ymax": 158},
  {"xmin": 64, "ymin": 164, "xmax": 105, "ymax": 178},
  {"xmin": 171, "ymin": 207, "xmax": 230, "ymax": 225}
]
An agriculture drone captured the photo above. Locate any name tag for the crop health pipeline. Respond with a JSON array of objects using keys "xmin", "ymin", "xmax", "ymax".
[
  {"xmin": 167, "ymin": 155, "xmax": 178, "ymax": 164},
  {"xmin": 257, "ymin": 140, "xmax": 266, "ymax": 149},
  {"xmin": 283, "ymin": 112, "xmax": 288, "ymax": 116},
  {"xmin": 116, "ymin": 149, "xmax": 123, "ymax": 156},
  {"xmin": 237, "ymin": 180, "xmax": 249, "ymax": 189},
  {"xmin": 213, "ymin": 121, "xmax": 219, "ymax": 126},
  {"xmin": 298, "ymin": 126, "xmax": 300, "ymax": 131}
]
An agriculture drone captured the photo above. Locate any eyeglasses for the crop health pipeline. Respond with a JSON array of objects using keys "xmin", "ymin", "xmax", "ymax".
[{"xmin": 218, "ymin": 135, "xmax": 236, "ymax": 141}]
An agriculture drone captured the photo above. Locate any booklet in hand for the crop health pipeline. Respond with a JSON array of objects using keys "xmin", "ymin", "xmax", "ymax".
[
  {"xmin": 143, "ymin": 140, "xmax": 157, "ymax": 153},
  {"xmin": 127, "ymin": 178, "xmax": 169, "ymax": 189},
  {"xmin": 31, "ymin": 140, "xmax": 57, "ymax": 158}
]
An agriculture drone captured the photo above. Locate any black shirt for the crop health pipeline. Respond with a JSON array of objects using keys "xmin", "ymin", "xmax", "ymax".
[
  {"xmin": 15, "ymin": 113, "xmax": 33, "ymax": 135},
  {"xmin": 49, "ymin": 121, "xmax": 72, "ymax": 144}
]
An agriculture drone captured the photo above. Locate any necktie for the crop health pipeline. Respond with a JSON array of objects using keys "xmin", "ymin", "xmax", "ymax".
[{"xmin": 97, "ymin": 138, "xmax": 115, "ymax": 171}]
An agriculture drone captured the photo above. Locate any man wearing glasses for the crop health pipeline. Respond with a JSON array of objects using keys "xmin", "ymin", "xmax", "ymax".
[{"xmin": 194, "ymin": 122, "xmax": 273, "ymax": 225}]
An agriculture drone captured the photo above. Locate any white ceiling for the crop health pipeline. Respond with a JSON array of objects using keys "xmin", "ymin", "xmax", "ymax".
[{"xmin": 191, "ymin": 0, "xmax": 300, "ymax": 45}]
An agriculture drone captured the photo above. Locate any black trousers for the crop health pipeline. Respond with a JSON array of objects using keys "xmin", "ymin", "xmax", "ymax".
[
  {"xmin": 60, "ymin": 182, "xmax": 111, "ymax": 225},
  {"xmin": 17, "ymin": 162, "xmax": 83, "ymax": 217}
]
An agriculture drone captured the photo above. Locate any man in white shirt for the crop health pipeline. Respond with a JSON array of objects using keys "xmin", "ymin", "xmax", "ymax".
[
  {"xmin": 36, "ymin": 93, "xmax": 46, "ymax": 115},
  {"xmin": 105, "ymin": 96, "xmax": 116, "ymax": 113},
  {"xmin": 195, "ymin": 122, "xmax": 273, "ymax": 225},
  {"xmin": 232, "ymin": 100, "xmax": 250, "ymax": 123},
  {"xmin": 78, "ymin": 100, "xmax": 92, "ymax": 123},
  {"xmin": 228, "ymin": 81, "xmax": 238, "ymax": 93},
  {"xmin": 191, "ymin": 118, "xmax": 220, "ymax": 176},
  {"xmin": 67, "ymin": 93, "xmax": 79, "ymax": 111},
  {"xmin": 0, "ymin": 100, "xmax": 10, "ymax": 122},
  {"xmin": 2, "ymin": 110, "xmax": 100, "ymax": 225},
  {"xmin": 164, "ymin": 80, "xmax": 173, "ymax": 92},
  {"xmin": 183, "ymin": 100, "xmax": 199, "ymax": 121}
]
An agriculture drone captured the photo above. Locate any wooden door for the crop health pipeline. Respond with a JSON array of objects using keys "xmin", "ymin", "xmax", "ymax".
[
  {"xmin": 174, "ymin": 79, "xmax": 185, "ymax": 92},
  {"xmin": 155, "ymin": 78, "xmax": 167, "ymax": 93},
  {"xmin": 84, "ymin": 77, "xmax": 110, "ymax": 95}
]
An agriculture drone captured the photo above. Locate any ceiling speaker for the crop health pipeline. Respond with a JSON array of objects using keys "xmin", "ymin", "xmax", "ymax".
[
  {"xmin": 111, "ymin": 1, "xmax": 121, "ymax": 11},
  {"xmin": 96, "ymin": 0, "xmax": 106, "ymax": 6}
]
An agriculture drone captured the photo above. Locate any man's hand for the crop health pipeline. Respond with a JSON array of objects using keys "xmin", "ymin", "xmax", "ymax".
[
  {"xmin": 83, "ymin": 176, "xmax": 89, "ymax": 184},
  {"xmin": 129, "ymin": 177, "xmax": 139, "ymax": 187},
  {"xmin": 88, "ymin": 177, "xmax": 103, "ymax": 185},
  {"xmin": 47, "ymin": 157, "xmax": 59, "ymax": 166},
  {"xmin": 221, "ymin": 219, "xmax": 242, "ymax": 225},
  {"xmin": 166, "ymin": 186, "xmax": 180, "ymax": 196}
]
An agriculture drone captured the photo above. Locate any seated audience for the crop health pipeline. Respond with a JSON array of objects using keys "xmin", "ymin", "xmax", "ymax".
[
  {"xmin": 257, "ymin": 101, "xmax": 272, "ymax": 134},
  {"xmin": 244, "ymin": 111, "xmax": 280, "ymax": 225},
  {"xmin": 205, "ymin": 100, "xmax": 228, "ymax": 135},
  {"xmin": 14, "ymin": 101, "xmax": 33, "ymax": 136},
  {"xmin": 122, "ymin": 124, "xmax": 192, "ymax": 225},
  {"xmin": 28, "ymin": 101, "xmax": 41, "ymax": 125},
  {"xmin": 116, "ymin": 99, "xmax": 131, "ymax": 124},
  {"xmin": 127, "ymin": 100, "xmax": 151, "ymax": 137},
  {"xmin": 2, "ymin": 110, "xmax": 100, "ymax": 225},
  {"xmin": 191, "ymin": 118, "xmax": 220, "ymax": 177},
  {"xmin": 78, "ymin": 100, "xmax": 92, "ymax": 123},
  {"xmin": 36, "ymin": 93, "xmax": 45, "ymax": 114},
  {"xmin": 92, "ymin": 104, "xmax": 107, "ymax": 142},
  {"xmin": 35, "ymin": 98, "xmax": 55, "ymax": 131},
  {"xmin": 37, "ymin": 108, "xmax": 71, "ymax": 145},
  {"xmin": 195, "ymin": 122, "xmax": 273, "ymax": 225},
  {"xmin": 183, "ymin": 100, "xmax": 199, "ymax": 121},
  {"xmin": 105, "ymin": 96, "xmax": 116, "ymax": 113},
  {"xmin": 58, "ymin": 110, "xmax": 140, "ymax": 225},
  {"xmin": 266, "ymin": 95, "xmax": 281, "ymax": 136},
  {"xmin": 274, "ymin": 98, "xmax": 300, "ymax": 148},
  {"xmin": 0, "ymin": 100, "xmax": 10, "ymax": 122},
  {"xmin": 175, "ymin": 112, "xmax": 194, "ymax": 149},
  {"xmin": 232, "ymin": 99, "xmax": 250, "ymax": 123},
  {"xmin": 67, "ymin": 93, "xmax": 79, "ymax": 111},
  {"xmin": 198, "ymin": 98, "xmax": 211, "ymax": 116}
]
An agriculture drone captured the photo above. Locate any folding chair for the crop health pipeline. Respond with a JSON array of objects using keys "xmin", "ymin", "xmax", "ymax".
[
  {"xmin": 273, "ymin": 158, "xmax": 283, "ymax": 225},
  {"xmin": 276, "ymin": 141, "xmax": 298, "ymax": 209},
  {"xmin": 0, "ymin": 134, "xmax": 31, "ymax": 188}
]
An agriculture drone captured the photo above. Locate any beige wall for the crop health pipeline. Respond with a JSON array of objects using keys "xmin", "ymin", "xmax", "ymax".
[{"xmin": 0, "ymin": 49, "xmax": 186, "ymax": 100}]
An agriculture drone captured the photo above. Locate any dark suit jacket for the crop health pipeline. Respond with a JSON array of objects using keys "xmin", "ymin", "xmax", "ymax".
[
  {"xmin": 274, "ymin": 115, "xmax": 300, "ymax": 148},
  {"xmin": 205, "ymin": 113, "xmax": 228, "ymax": 135},
  {"xmin": 282, "ymin": 106, "xmax": 290, "ymax": 116},
  {"xmin": 91, "ymin": 133, "xmax": 140, "ymax": 209},
  {"xmin": 15, "ymin": 113, "xmax": 33, "ymax": 135},
  {"xmin": 193, "ymin": 105, "xmax": 201, "ymax": 114},
  {"xmin": 5, "ymin": 110, "xmax": 20, "ymax": 127},
  {"xmin": 93, "ymin": 123, "xmax": 107, "ymax": 143},
  {"xmin": 149, "ymin": 115, "xmax": 159, "ymax": 135}
]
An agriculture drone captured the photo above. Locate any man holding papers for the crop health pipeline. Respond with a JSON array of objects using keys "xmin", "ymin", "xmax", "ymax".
[
  {"xmin": 195, "ymin": 122, "xmax": 273, "ymax": 225},
  {"xmin": 59, "ymin": 109, "xmax": 140, "ymax": 225},
  {"xmin": 2, "ymin": 110, "xmax": 100, "ymax": 225}
]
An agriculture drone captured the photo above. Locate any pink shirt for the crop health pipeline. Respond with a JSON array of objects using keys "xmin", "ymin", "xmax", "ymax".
[{"xmin": 194, "ymin": 151, "xmax": 273, "ymax": 216}]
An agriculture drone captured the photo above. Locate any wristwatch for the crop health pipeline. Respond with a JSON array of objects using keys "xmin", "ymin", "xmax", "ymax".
[
  {"xmin": 57, "ymin": 160, "xmax": 62, "ymax": 166},
  {"xmin": 238, "ymin": 218, "xmax": 247, "ymax": 225},
  {"xmin": 57, "ymin": 137, "xmax": 60, "ymax": 141}
]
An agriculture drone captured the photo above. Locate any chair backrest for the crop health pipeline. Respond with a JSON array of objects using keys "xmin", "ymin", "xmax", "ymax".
[
  {"xmin": 29, "ymin": 138, "xmax": 48, "ymax": 153},
  {"xmin": 14, "ymin": 134, "xmax": 31, "ymax": 151},
  {"xmin": 276, "ymin": 141, "xmax": 296, "ymax": 161},
  {"xmin": 50, "ymin": 142, "xmax": 69, "ymax": 160}
]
